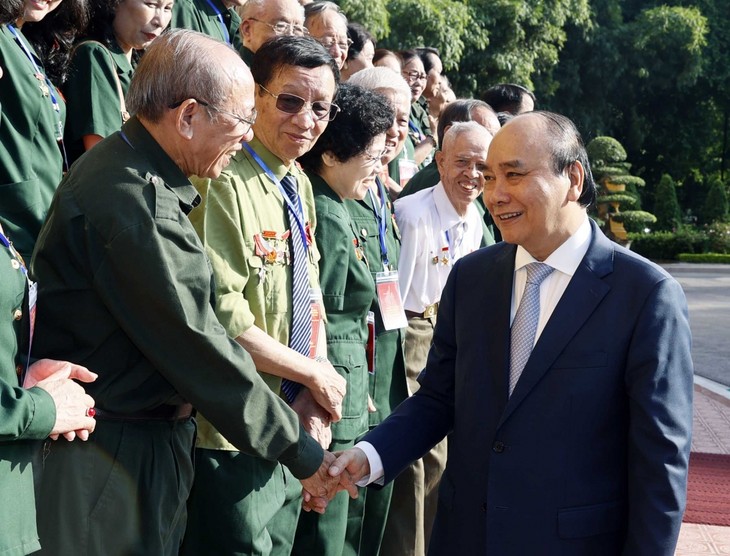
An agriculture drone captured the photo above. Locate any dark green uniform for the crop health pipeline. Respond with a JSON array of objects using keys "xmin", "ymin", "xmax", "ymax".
[
  {"xmin": 293, "ymin": 173, "xmax": 374, "ymax": 556},
  {"xmin": 344, "ymin": 179, "xmax": 409, "ymax": 556},
  {"xmin": 30, "ymin": 117, "xmax": 322, "ymax": 556},
  {"xmin": 387, "ymin": 137, "xmax": 417, "ymax": 193},
  {"xmin": 0, "ymin": 24, "xmax": 66, "ymax": 261},
  {"xmin": 399, "ymin": 160, "xmax": 498, "ymax": 246},
  {"xmin": 171, "ymin": 0, "xmax": 243, "ymax": 53},
  {"xmin": 0, "ymin": 225, "xmax": 56, "ymax": 556},
  {"xmin": 410, "ymin": 100, "xmax": 434, "ymax": 170},
  {"xmin": 64, "ymin": 34, "xmax": 134, "ymax": 164}
]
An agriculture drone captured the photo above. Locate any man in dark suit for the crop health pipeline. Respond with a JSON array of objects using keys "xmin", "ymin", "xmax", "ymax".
[{"xmin": 326, "ymin": 111, "xmax": 694, "ymax": 555}]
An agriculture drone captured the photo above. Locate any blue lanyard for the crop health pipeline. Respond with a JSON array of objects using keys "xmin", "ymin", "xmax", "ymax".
[
  {"xmin": 367, "ymin": 178, "xmax": 390, "ymax": 269},
  {"xmin": 408, "ymin": 120, "xmax": 424, "ymax": 141},
  {"xmin": 0, "ymin": 228, "xmax": 27, "ymax": 277},
  {"xmin": 7, "ymin": 24, "xmax": 68, "ymax": 170},
  {"xmin": 203, "ymin": 0, "xmax": 231, "ymax": 44},
  {"xmin": 243, "ymin": 143, "xmax": 308, "ymax": 252}
]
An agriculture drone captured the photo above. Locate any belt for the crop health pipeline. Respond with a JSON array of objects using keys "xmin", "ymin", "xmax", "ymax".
[
  {"xmin": 94, "ymin": 403, "xmax": 194, "ymax": 422},
  {"xmin": 405, "ymin": 302, "xmax": 439, "ymax": 319}
]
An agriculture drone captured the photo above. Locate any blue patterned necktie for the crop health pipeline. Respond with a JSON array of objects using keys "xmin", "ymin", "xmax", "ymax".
[
  {"xmin": 508, "ymin": 262, "xmax": 554, "ymax": 396},
  {"xmin": 280, "ymin": 174, "xmax": 312, "ymax": 403}
]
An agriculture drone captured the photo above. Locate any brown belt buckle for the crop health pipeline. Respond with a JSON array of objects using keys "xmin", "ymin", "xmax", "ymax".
[{"xmin": 423, "ymin": 303, "xmax": 438, "ymax": 319}]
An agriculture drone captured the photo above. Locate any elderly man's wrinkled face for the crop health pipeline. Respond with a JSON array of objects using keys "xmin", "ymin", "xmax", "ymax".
[
  {"xmin": 253, "ymin": 63, "xmax": 336, "ymax": 166},
  {"xmin": 380, "ymin": 89, "xmax": 410, "ymax": 164},
  {"xmin": 436, "ymin": 127, "xmax": 491, "ymax": 216},
  {"xmin": 306, "ymin": 9, "xmax": 349, "ymax": 69},
  {"xmin": 187, "ymin": 49, "xmax": 256, "ymax": 179},
  {"xmin": 241, "ymin": 0, "xmax": 306, "ymax": 53}
]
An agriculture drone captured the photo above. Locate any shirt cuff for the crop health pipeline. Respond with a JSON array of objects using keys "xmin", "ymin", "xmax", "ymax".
[{"xmin": 354, "ymin": 440, "xmax": 385, "ymax": 486}]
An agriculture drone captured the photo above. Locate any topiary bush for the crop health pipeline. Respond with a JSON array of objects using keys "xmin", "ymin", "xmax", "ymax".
[{"xmin": 628, "ymin": 228, "xmax": 706, "ymax": 260}]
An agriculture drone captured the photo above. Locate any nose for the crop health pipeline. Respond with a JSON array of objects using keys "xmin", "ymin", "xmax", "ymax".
[
  {"xmin": 484, "ymin": 175, "xmax": 509, "ymax": 206},
  {"xmin": 386, "ymin": 120, "xmax": 398, "ymax": 138},
  {"xmin": 241, "ymin": 126, "xmax": 255, "ymax": 144},
  {"xmin": 291, "ymin": 107, "xmax": 315, "ymax": 129}
]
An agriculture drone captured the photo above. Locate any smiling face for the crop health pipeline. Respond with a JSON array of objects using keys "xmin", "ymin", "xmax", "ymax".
[
  {"xmin": 378, "ymin": 89, "xmax": 410, "ymax": 164},
  {"xmin": 253, "ymin": 63, "xmax": 336, "ymax": 166},
  {"xmin": 436, "ymin": 126, "xmax": 491, "ymax": 216},
  {"xmin": 324, "ymin": 133, "xmax": 386, "ymax": 200},
  {"xmin": 113, "ymin": 0, "xmax": 173, "ymax": 55},
  {"xmin": 482, "ymin": 114, "xmax": 585, "ymax": 260},
  {"xmin": 20, "ymin": 0, "xmax": 62, "ymax": 24},
  {"xmin": 306, "ymin": 9, "xmax": 348, "ymax": 69},
  {"xmin": 401, "ymin": 56, "xmax": 426, "ymax": 102},
  {"xmin": 241, "ymin": 0, "xmax": 305, "ymax": 53}
]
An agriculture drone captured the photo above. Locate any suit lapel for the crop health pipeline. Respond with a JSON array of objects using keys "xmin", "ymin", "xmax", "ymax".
[{"xmin": 498, "ymin": 222, "xmax": 615, "ymax": 425}]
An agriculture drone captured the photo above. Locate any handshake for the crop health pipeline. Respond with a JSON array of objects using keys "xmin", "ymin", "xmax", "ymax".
[{"xmin": 299, "ymin": 448, "xmax": 371, "ymax": 513}]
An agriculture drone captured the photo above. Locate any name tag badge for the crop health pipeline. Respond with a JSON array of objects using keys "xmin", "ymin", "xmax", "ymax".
[
  {"xmin": 398, "ymin": 159, "xmax": 418, "ymax": 189},
  {"xmin": 376, "ymin": 270, "xmax": 408, "ymax": 330},
  {"xmin": 366, "ymin": 311, "xmax": 375, "ymax": 374},
  {"xmin": 309, "ymin": 288, "xmax": 327, "ymax": 359},
  {"xmin": 28, "ymin": 280, "xmax": 37, "ymax": 350}
]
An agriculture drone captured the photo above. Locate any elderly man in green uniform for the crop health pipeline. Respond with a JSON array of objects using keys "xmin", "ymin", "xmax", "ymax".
[
  {"xmin": 171, "ymin": 0, "xmax": 244, "ymax": 52},
  {"xmin": 181, "ymin": 36, "xmax": 344, "ymax": 556},
  {"xmin": 30, "ymin": 30, "xmax": 338, "ymax": 556},
  {"xmin": 238, "ymin": 0, "xmax": 307, "ymax": 65},
  {"xmin": 345, "ymin": 66, "xmax": 412, "ymax": 556},
  {"xmin": 400, "ymin": 99, "xmax": 501, "ymax": 246}
]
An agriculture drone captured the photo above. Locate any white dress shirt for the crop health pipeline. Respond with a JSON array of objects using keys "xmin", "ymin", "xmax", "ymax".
[
  {"xmin": 356, "ymin": 216, "xmax": 593, "ymax": 485},
  {"xmin": 394, "ymin": 182, "xmax": 483, "ymax": 312}
]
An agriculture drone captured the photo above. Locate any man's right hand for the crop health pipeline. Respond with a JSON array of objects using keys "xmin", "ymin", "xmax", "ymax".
[{"xmin": 28, "ymin": 360, "xmax": 97, "ymax": 441}]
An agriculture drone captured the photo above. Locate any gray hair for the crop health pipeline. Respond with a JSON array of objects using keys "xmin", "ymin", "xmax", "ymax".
[
  {"xmin": 347, "ymin": 66, "xmax": 410, "ymax": 102},
  {"xmin": 240, "ymin": 0, "xmax": 304, "ymax": 20},
  {"xmin": 304, "ymin": 1, "xmax": 347, "ymax": 25},
  {"xmin": 126, "ymin": 29, "xmax": 235, "ymax": 123},
  {"xmin": 441, "ymin": 120, "xmax": 491, "ymax": 151}
]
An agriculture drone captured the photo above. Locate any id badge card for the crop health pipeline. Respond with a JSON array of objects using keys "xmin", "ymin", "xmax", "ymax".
[
  {"xmin": 398, "ymin": 158, "xmax": 418, "ymax": 189},
  {"xmin": 376, "ymin": 270, "xmax": 408, "ymax": 330},
  {"xmin": 366, "ymin": 311, "xmax": 376, "ymax": 374},
  {"xmin": 309, "ymin": 288, "xmax": 327, "ymax": 359},
  {"xmin": 27, "ymin": 280, "xmax": 37, "ymax": 353}
]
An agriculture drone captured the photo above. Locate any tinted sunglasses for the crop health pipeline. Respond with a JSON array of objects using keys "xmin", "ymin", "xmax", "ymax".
[{"xmin": 258, "ymin": 84, "xmax": 340, "ymax": 122}]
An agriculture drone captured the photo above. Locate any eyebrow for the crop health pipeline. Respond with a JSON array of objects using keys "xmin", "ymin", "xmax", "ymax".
[{"xmin": 485, "ymin": 159, "xmax": 525, "ymax": 172}]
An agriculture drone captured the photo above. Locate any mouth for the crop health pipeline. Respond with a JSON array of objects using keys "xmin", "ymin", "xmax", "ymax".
[
  {"xmin": 142, "ymin": 32, "xmax": 159, "ymax": 42},
  {"xmin": 459, "ymin": 181, "xmax": 479, "ymax": 192},
  {"xmin": 496, "ymin": 211, "xmax": 523, "ymax": 221},
  {"xmin": 286, "ymin": 133, "xmax": 311, "ymax": 145}
]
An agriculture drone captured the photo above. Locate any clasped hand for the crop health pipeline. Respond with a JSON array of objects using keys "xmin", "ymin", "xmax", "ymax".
[{"xmin": 299, "ymin": 448, "xmax": 371, "ymax": 514}]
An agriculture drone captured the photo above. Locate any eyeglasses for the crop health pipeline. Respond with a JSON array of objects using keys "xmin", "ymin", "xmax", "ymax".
[
  {"xmin": 402, "ymin": 70, "xmax": 427, "ymax": 83},
  {"xmin": 169, "ymin": 99, "xmax": 257, "ymax": 133},
  {"xmin": 258, "ymin": 84, "xmax": 340, "ymax": 121},
  {"xmin": 362, "ymin": 148, "xmax": 388, "ymax": 166},
  {"xmin": 316, "ymin": 36, "xmax": 353, "ymax": 52},
  {"xmin": 248, "ymin": 18, "xmax": 309, "ymax": 37}
]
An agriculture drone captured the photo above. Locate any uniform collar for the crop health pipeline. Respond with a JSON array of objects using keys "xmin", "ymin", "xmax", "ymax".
[
  {"xmin": 121, "ymin": 116, "xmax": 200, "ymax": 211},
  {"xmin": 433, "ymin": 181, "xmax": 469, "ymax": 232},
  {"xmin": 246, "ymin": 136, "xmax": 297, "ymax": 181}
]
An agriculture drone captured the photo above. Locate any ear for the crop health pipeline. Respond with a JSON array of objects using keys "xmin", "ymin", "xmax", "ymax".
[
  {"xmin": 240, "ymin": 19, "xmax": 253, "ymax": 42},
  {"xmin": 321, "ymin": 150, "xmax": 338, "ymax": 168},
  {"xmin": 435, "ymin": 149, "xmax": 445, "ymax": 177},
  {"xmin": 174, "ymin": 99, "xmax": 201, "ymax": 141},
  {"xmin": 566, "ymin": 160, "xmax": 584, "ymax": 202}
]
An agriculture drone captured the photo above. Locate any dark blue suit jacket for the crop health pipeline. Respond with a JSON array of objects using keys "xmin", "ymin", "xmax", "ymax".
[{"xmin": 365, "ymin": 221, "xmax": 693, "ymax": 555}]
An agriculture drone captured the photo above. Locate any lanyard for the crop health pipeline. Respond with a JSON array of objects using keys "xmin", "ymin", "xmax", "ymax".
[
  {"xmin": 7, "ymin": 24, "xmax": 68, "ymax": 171},
  {"xmin": 243, "ymin": 143, "xmax": 308, "ymax": 252},
  {"xmin": 367, "ymin": 178, "xmax": 390, "ymax": 269},
  {"xmin": 408, "ymin": 120, "xmax": 424, "ymax": 141},
  {"xmin": 0, "ymin": 227, "xmax": 28, "ymax": 278},
  {"xmin": 203, "ymin": 0, "xmax": 231, "ymax": 44}
]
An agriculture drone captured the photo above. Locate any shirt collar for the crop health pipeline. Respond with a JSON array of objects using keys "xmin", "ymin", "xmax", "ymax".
[
  {"xmin": 514, "ymin": 215, "xmax": 591, "ymax": 276},
  {"xmin": 247, "ymin": 136, "xmax": 296, "ymax": 181},
  {"xmin": 433, "ymin": 181, "xmax": 467, "ymax": 232}
]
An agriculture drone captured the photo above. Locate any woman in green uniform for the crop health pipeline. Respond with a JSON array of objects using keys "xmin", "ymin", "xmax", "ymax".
[
  {"xmin": 293, "ymin": 83, "xmax": 393, "ymax": 556},
  {"xmin": 0, "ymin": 0, "xmax": 87, "ymax": 260},
  {"xmin": 64, "ymin": 0, "xmax": 174, "ymax": 163}
]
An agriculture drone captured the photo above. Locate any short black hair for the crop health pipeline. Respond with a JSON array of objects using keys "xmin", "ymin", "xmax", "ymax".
[
  {"xmin": 531, "ymin": 111, "xmax": 596, "ymax": 208},
  {"xmin": 416, "ymin": 47, "xmax": 440, "ymax": 74},
  {"xmin": 298, "ymin": 82, "xmax": 394, "ymax": 173},
  {"xmin": 437, "ymin": 99, "xmax": 494, "ymax": 146},
  {"xmin": 346, "ymin": 22, "xmax": 374, "ymax": 62},
  {"xmin": 0, "ymin": 0, "xmax": 23, "ymax": 25},
  {"xmin": 481, "ymin": 83, "xmax": 536, "ymax": 114},
  {"xmin": 251, "ymin": 35, "xmax": 340, "ymax": 89}
]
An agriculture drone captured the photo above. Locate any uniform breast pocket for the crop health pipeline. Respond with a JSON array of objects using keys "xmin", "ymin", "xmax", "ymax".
[{"xmin": 330, "ymin": 350, "xmax": 368, "ymax": 420}]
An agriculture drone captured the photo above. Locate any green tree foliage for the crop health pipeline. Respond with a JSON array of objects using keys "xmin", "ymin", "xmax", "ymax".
[
  {"xmin": 653, "ymin": 174, "xmax": 682, "ymax": 231},
  {"xmin": 702, "ymin": 174, "xmax": 729, "ymax": 224}
]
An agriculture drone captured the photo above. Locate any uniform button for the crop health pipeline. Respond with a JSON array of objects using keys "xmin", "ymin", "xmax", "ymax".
[
  {"xmin": 360, "ymin": 228, "xmax": 368, "ymax": 237},
  {"xmin": 12, "ymin": 309, "xmax": 22, "ymax": 321},
  {"xmin": 492, "ymin": 441, "xmax": 505, "ymax": 453},
  {"xmin": 16, "ymin": 364, "xmax": 23, "ymax": 376},
  {"xmin": 11, "ymin": 259, "xmax": 20, "ymax": 269}
]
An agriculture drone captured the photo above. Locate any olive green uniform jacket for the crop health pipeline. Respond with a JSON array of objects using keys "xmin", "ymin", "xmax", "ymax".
[
  {"xmin": 29, "ymin": 117, "xmax": 322, "ymax": 555},
  {"xmin": 0, "ymin": 24, "xmax": 66, "ymax": 261},
  {"xmin": 171, "ymin": 0, "xmax": 243, "ymax": 53},
  {"xmin": 63, "ymin": 35, "xmax": 134, "ymax": 165},
  {"xmin": 0, "ymin": 227, "xmax": 55, "ymax": 556}
]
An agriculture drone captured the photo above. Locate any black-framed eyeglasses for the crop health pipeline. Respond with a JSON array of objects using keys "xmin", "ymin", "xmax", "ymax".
[
  {"xmin": 169, "ymin": 99, "xmax": 257, "ymax": 133},
  {"xmin": 248, "ymin": 18, "xmax": 309, "ymax": 37},
  {"xmin": 316, "ymin": 36, "xmax": 353, "ymax": 52},
  {"xmin": 402, "ymin": 70, "xmax": 427, "ymax": 83},
  {"xmin": 257, "ymin": 84, "xmax": 340, "ymax": 122}
]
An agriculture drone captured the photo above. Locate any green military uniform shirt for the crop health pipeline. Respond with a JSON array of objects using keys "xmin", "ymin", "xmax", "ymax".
[
  {"xmin": 189, "ymin": 137, "xmax": 321, "ymax": 451},
  {"xmin": 309, "ymin": 173, "xmax": 374, "ymax": 442},
  {"xmin": 0, "ymin": 24, "xmax": 66, "ymax": 261},
  {"xmin": 171, "ymin": 0, "xmax": 243, "ymax": 53},
  {"xmin": 345, "ymin": 182, "xmax": 408, "ymax": 427},
  {"xmin": 63, "ymin": 34, "xmax": 134, "ymax": 164},
  {"xmin": 0, "ymin": 225, "xmax": 55, "ymax": 556},
  {"xmin": 387, "ymin": 136, "xmax": 417, "ymax": 192},
  {"xmin": 31, "ymin": 116, "xmax": 321, "ymax": 476},
  {"xmin": 399, "ymin": 160, "xmax": 497, "ymax": 247}
]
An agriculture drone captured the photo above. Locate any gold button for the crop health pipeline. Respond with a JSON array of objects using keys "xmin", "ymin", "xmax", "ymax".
[
  {"xmin": 12, "ymin": 309, "xmax": 22, "ymax": 321},
  {"xmin": 11, "ymin": 259, "xmax": 20, "ymax": 269},
  {"xmin": 16, "ymin": 364, "xmax": 23, "ymax": 376},
  {"xmin": 360, "ymin": 228, "xmax": 368, "ymax": 237}
]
